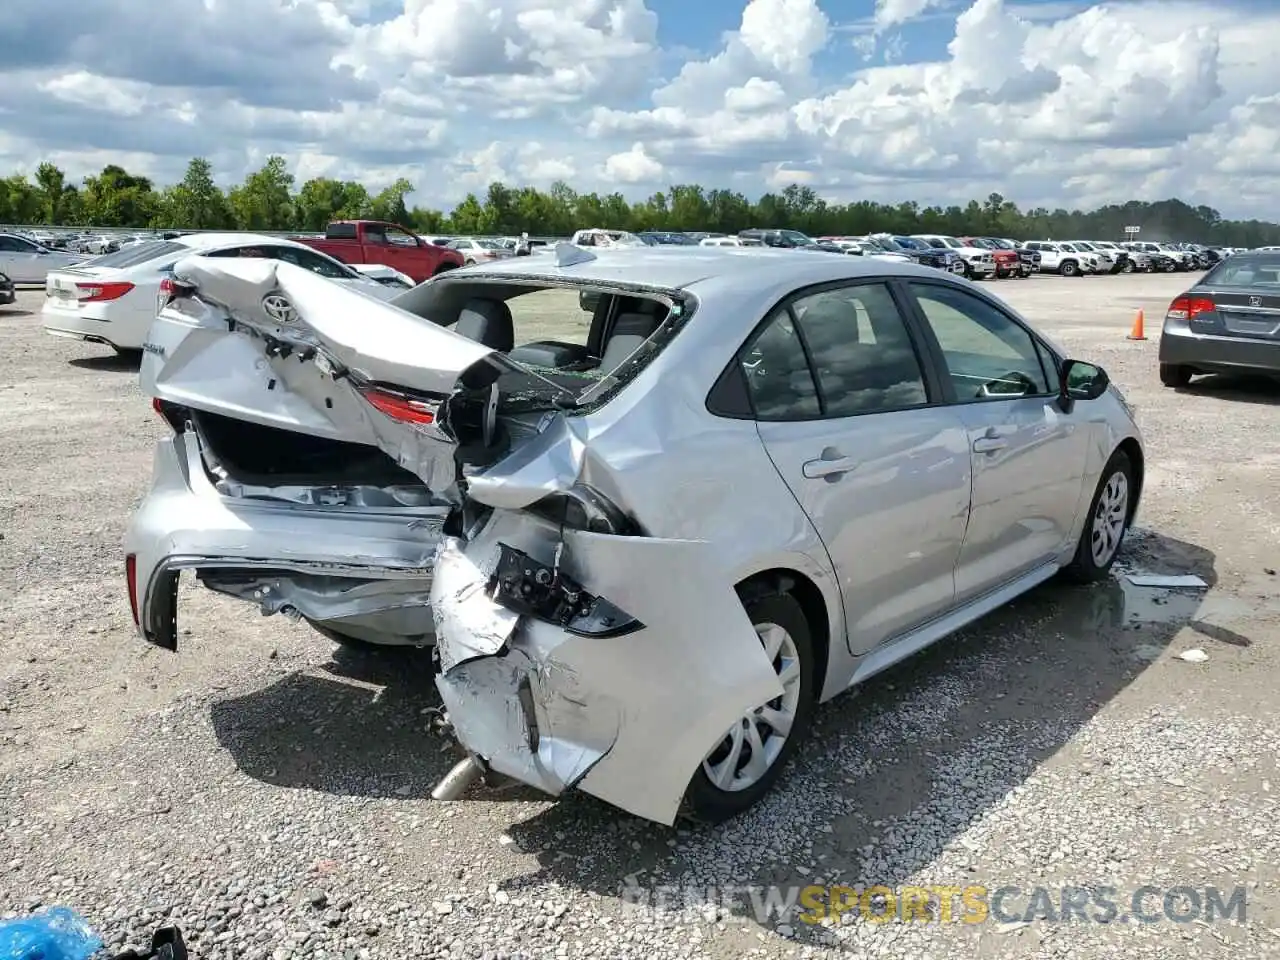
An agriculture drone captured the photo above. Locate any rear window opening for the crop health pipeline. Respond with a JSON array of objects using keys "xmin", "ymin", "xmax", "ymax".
[{"xmin": 394, "ymin": 279, "xmax": 691, "ymax": 415}]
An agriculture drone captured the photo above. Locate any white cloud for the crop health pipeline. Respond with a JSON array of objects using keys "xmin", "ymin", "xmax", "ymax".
[
  {"xmin": 873, "ymin": 0, "xmax": 948, "ymax": 33},
  {"xmin": 1, "ymin": 0, "xmax": 1279, "ymax": 218},
  {"xmin": 602, "ymin": 143, "xmax": 664, "ymax": 183}
]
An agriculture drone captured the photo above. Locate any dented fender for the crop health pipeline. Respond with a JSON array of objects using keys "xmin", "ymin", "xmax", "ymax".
[{"xmin": 432, "ymin": 510, "xmax": 784, "ymax": 826}]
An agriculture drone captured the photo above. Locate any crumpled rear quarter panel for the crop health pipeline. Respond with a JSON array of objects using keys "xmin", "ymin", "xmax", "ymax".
[{"xmin": 432, "ymin": 510, "xmax": 785, "ymax": 826}]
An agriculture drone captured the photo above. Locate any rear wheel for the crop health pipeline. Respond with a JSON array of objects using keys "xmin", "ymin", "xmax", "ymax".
[
  {"xmin": 1063, "ymin": 450, "xmax": 1134, "ymax": 583},
  {"xmin": 682, "ymin": 592, "xmax": 817, "ymax": 823},
  {"xmin": 1159, "ymin": 363, "xmax": 1192, "ymax": 388}
]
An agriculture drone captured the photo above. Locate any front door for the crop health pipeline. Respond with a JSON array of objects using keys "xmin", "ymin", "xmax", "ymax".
[
  {"xmin": 745, "ymin": 281, "xmax": 973, "ymax": 655},
  {"xmin": 903, "ymin": 281, "xmax": 1090, "ymax": 602}
]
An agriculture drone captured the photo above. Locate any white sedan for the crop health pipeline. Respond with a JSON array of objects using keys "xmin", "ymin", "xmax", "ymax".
[{"xmin": 41, "ymin": 233, "xmax": 398, "ymax": 354}]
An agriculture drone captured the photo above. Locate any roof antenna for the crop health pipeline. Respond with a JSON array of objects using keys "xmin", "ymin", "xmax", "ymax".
[{"xmin": 554, "ymin": 241, "xmax": 596, "ymax": 268}]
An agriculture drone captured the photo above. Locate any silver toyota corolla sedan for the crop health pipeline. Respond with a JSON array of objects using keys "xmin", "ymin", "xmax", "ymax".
[{"xmin": 125, "ymin": 245, "xmax": 1144, "ymax": 826}]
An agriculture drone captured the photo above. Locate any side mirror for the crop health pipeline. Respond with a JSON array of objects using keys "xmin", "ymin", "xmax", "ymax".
[
  {"xmin": 1058, "ymin": 359, "xmax": 1108, "ymax": 412},
  {"xmin": 579, "ymin": 291, "xmax": 602, "ymax": 313}
]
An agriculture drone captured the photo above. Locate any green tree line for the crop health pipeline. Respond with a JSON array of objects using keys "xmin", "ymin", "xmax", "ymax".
[{"xmin": 5, "ymin": 155, "xmax": 1280, "ymax": 247}]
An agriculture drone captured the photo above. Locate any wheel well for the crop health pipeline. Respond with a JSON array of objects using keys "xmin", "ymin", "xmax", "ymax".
[
  {"xmin": 735, "ymin": 569, "xmax": 830, "ymax": 696},
  {"xmin": 1116, "ymin": 437, "xmax": 1144, "ymax": 525}
]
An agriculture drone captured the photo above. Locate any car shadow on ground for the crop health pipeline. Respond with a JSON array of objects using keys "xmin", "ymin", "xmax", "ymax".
[
  {"xmin": 207, "ymin": 529, "xmax": 1224, "ymax": 939},
  {"xmin": 69, "ymin": 351, "xmax": 141, "ymax": 372},
  {"xmin": 0, "ymin": 306, "xmax": 33, "ymax": 318},
  {"xmin": 209, "ymin": 642, "xmax": 452, "ymax": 800},
  {"xmin": 1175, "ymin": 373, "xmax": 1280, "ymax": 406}
]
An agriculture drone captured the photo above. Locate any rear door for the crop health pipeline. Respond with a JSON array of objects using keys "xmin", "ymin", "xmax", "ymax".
[
  {"xmin": 902, "ymin": 280, "xmax": 1089, "ymax": 601},
  {"xmin": 747, "ymin": 280, "xmax": 973, "ymax": 655}
]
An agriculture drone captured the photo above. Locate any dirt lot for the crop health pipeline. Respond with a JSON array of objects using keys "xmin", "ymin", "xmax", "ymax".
[{"xmin": 1, "ymin": 271, "xmax": 1278, "ymax": 959}]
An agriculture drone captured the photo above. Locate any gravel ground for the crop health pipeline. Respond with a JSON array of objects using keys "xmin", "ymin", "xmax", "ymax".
[{"xmin": 1, "ymin": 271, "xmax": 1278, "ymax": 959}]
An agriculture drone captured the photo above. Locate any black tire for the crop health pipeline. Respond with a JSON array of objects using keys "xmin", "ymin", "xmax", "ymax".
[
  {"xmin": 432, "ymin": 263, "xmax": 458, "ymax": 277},
  {"xmin": 681, "ymin": 592, "xmax": 817, "ymax": 823},
  {"xmin": 1060, "ymin": 260, "xmax": 1078, "ymax": 277},
  {"xmin": 1159, "ymin": 363, "xmax": 1192, "ymax": 388},
  {"xmin": 1121, "ymin": 260, "xmax": 1135, "ymax": 274},
  {"xmin": 1062, "ymin": 450, "xmax": 1134, "ymax": 584}
]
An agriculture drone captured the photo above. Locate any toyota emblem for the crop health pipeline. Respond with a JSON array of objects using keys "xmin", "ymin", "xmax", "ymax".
[
  {"xmin": 261, "ymin": 293, "xmax": 297, "ymax": 323},
  {"xmin": 1249, "ymin": 295, "xmax": 1263, "ymax": 307}
]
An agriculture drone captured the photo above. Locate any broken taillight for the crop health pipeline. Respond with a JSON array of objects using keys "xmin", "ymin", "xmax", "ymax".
[
  {"xmin": 125, "ymin": 554, "xmax": 140, "ymax": 627},
  {"xmin": 76, "ymin": 281, "xmax": 135, "ymax": 302},
  {"xmin": 150, "ymin": 397, "xmax": 186, "ymax": 432},
  {"xmin": 360, "ymin": 385, "xmax": 439, "ymax": 425}
]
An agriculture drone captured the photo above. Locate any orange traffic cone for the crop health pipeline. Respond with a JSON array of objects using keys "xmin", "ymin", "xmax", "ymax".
[{"xmin": 1127, "ymin": 309, "xmax": 1146, "ymax": 340}]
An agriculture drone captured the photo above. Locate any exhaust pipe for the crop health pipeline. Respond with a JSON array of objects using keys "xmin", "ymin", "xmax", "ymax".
[{"xmin": 432, "ymin": 755, "xmax": 485, "ymax": 801}]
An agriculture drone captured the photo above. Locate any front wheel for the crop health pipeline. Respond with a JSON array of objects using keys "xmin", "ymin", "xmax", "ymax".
[
  {"xmin": 681, "ymin": 592, "xmax": 817, "ymax": 823},
  {"xmin": 1060, "ymin": 260, "xmax": 1078, "ymax": 277},
  {"xmin": 1062, "ymin": 450, "xmax": 1134, "ymax": 583},
  {"xmin": 950, "ymin": 260, "xmax": 968, "ymax": 276},
  {"xmin": 1121, "ymin": 260, "xmax": 1135, "ymax": 274}
]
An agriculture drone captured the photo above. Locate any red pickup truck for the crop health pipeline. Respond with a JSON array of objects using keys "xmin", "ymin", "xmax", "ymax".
[{"xmin": 293, "ymin": 220, "xmax": 464, "ymax": 284}]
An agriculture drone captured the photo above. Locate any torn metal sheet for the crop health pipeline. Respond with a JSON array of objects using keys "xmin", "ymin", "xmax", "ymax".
[
  {"xmin": 1125, "ymin": 574, "xmax": 1208, "ymax": 588},
  {"xmin": 431, "ymin": 511, "xmax": 784, "ymax": 826},
  {"xmin": 431, "ymin": 536, "xmax": 520, "ymax": 672}
]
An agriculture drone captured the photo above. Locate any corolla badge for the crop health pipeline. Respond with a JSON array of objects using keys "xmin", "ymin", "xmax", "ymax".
[{"xmin": 261, "ymin": 293, "xmax": 297, "ymax": 323}]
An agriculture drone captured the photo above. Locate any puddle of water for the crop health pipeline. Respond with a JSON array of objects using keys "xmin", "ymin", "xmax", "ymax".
[{"xmin": 1118, "ymin": 579, "xmax": 1205, "ymax": 625}]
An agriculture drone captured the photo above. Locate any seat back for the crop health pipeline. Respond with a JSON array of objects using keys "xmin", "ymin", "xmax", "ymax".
[
  {"xmin": 455, "ymin": 298, "xmax": 514, "ymax": 352},
  {"xmin": 598, "ymin": 311, "xmax": 663, "ymax": 372}
]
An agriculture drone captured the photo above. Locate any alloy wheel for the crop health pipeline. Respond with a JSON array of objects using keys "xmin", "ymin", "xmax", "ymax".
[
  {"xmin": 701, "ymin": 623, "xmax": 802, "ymax": 792},
  {"xmin": 1090, "ymin": 471, "xmax": 1129, "ymax": 567}
]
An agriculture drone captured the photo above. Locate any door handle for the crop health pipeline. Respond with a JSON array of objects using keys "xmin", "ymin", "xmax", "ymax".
[
  {"xmin": 802, "ymin": 448, "xmax": 857, "ymax": 479},
  {"xmin": 972, "ymin": 437, "xmax": 1008, "ymax": 453}
]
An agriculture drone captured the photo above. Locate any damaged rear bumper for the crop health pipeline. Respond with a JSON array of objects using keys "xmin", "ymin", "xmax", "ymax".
[
  {"xmin": 430, "ymin": 511, "xmax": 784, "ymax": 826},
  {"xmin": 125, "ymin": 432, "xmax": 443, "ymax": 649}
]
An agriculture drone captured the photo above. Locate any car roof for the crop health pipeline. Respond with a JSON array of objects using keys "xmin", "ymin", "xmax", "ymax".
[{"xmin": 449, "ymin": 245, "xmax": 940, "ymax": 294}]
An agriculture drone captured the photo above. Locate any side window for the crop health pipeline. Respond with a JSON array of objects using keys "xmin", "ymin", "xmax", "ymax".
[
  {"xmin": 791, "ymin": 283, "xmax": 929, "ymax": 416},
  {"xmin": 739, "ymin": 310, "xmax": 821, "ymax": 420},
  {"xmin": 0, "ymin": 237, "xmax": 21, "ymax": 252},
  {"xmin": 908, "ymin": 283, "xmax": 1051, "ymax": 400},
  {"xmin": 385, "ymin": 226, "xmax": 418, "ymax": 247}
]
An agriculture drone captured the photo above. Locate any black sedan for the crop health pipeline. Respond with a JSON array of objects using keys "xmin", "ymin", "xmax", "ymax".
[
  {"xmin": 0, "ymin": 271, "xmax": 14, "ymax": 306},
  {"xmin": 1159, "ymin": 252, "xmax": 1280, "ymax": 386}
]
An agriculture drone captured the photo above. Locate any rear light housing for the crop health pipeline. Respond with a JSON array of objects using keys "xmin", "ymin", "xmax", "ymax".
[
  {"xmin": 151, "ymin": 397, "xmax": 187, "ymax": 432},
  {"xmin": 75, "ymin": 280, "xmax": 134, "ymax": 302},
  {"xmin": 1166, "ymin": 295, "xmax": 1215, "ymax": 322},
  {"xmin": 125, "ymin": 554, "xmax": 140, "ymax": 627},
  {"xmin": 359, "ymin": 385, "xmax": 440, "ymax": 425}
]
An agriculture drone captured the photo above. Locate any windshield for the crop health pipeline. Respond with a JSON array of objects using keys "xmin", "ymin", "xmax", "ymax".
[
  {"xmin": 892, "ymin": 236, "xmax": 924, "ymax": 250},
  {"xmin": 1202, "ymin": 254, "xmax": 1280, "ymax": 286},
  {"xmin": 475, "ymin": 240, "xmax": 501, "ymax": 250},
  {"xmin": 1073, "ymin": 242, "xmax": 1095, "ymax": 250},
  {"xmin": 936, "ymin": 237, "xmax": 962, "ymax": 249},
  {"xmin": 985, "ymin": 238, "xmax": 1013, "ymax": 249}
]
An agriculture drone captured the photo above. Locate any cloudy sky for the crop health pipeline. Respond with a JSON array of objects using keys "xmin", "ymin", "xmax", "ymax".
[{"xmin": 2, "ymin": 0, "xmax": 1278, "ymax": 217}]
